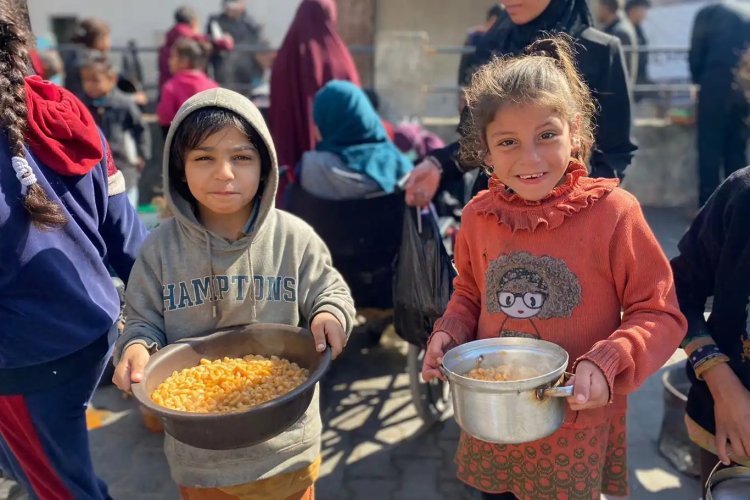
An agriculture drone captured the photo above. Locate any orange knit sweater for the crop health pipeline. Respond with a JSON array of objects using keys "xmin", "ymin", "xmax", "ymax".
[{"xmin": 433, "ymin": 162, "xmax": 687, "ymax": 498}]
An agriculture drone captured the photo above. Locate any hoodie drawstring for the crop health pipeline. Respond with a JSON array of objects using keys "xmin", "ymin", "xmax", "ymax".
[
  {"xmin": 204, "ymin": 230, "xmax": 257, "ymax": 320},
  {"xmin": 205, "ymin": 232, "xmax": 218, "ymax": 318},
  {"xmin": 247, "ymin": 245, "xmax": 257, "ymax": 320}
]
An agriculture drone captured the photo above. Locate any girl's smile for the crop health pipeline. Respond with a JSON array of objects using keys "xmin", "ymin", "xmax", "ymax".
[{"xmin": 485, "ymin": 103, "xmax": 577, "ymax": 201}]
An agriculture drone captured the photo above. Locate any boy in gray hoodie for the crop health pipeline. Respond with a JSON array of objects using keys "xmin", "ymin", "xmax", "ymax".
[{"xmin": 112, "ymin": 87, "xmax": 355, "ymax": 498}]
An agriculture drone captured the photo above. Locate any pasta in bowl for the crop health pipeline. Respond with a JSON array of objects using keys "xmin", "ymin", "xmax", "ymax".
[
  {"xmin": 150, "ymin": 355, "xmax": 310, "ymax": 413},
  {"xmin": 131, "ymin": 323, "xmax": 330, "ymax": 450}
]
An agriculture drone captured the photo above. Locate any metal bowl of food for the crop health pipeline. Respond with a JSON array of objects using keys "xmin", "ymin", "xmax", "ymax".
[
  {"xmin": 441, "ymin": 337, "xmax": 573, "ymax": 444},
  {"xmin": 131, "ymin": 323, "xmax": 330, "ymax": 450}
]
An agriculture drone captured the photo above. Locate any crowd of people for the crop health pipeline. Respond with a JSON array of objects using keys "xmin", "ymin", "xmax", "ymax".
[{"xmin": 2, "ymin": 0, "xmax": 750, "ymax": 499}]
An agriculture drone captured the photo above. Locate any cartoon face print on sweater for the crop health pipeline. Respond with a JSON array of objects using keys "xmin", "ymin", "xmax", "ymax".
[{"xmin": 486, "ymin": 252, "xmax": 582, "ymax": 339}]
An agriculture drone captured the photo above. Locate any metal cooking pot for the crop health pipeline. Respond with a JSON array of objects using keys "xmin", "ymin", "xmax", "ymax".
[
  {"xmin": 706, "ymin": 462, "xmax": 750, "ymax": 500},
  {"xmin": 132, "ymin": 323, "xmax": 330, "ymax": 450},
  {"xmin": 441, "ymin": 337, "xmax": 573, "ymax": 444}
]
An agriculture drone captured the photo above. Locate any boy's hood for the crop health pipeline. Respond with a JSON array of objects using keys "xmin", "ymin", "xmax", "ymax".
[{"xmin": 162, "ymin": 87, "xmax": 279, "ymax": 250}]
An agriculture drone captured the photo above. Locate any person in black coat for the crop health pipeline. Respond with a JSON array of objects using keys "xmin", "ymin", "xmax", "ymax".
[
  {"xmin": 405, "ymin": 0, "xmax": 636, "ymax": 207},
  {"xmin": 597, "ymin": 0, "xmax": 639, "ymax": 84},
  {"xmin": 206, "ymin": 0, "xmax": 269, "ymax": 90},
  {"xmin": 689, "ymin": 0, "xmax": 750, "ymax": 206},
  {"xmin": 626, "ymin": 0, "xmax": 652, "ymax": 89},
  {"xmin": 671, "ymin": 167, "xmax": 750, "ymax": 493}
]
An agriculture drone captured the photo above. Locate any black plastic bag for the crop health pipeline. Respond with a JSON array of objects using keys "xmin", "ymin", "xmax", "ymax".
[{"xmin": 393, "ymin": 207, "xmax": 456, "ymax": 348}]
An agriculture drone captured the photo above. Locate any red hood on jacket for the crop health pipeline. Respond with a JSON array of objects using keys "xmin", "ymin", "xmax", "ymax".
[{"xmin": 23, "ymin": 76, "xmax": 103, "ymax": 176}]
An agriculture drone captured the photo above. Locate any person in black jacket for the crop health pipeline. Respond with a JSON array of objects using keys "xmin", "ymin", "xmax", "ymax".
[
  {"xmin": 689, "ymin": 0, "xmax": 750, "ymax": 206},
  {"xmin": 206, "ymin": 0, "xmax": 269, "ymax": 91},
  {"xmin": 671, "ymin": 167, "xmax": 750, "ymax": 494},
  {"xmin": 80, "ymin": 53, "xmax": 151, "ymax": 207},
  {"xmin": 625, "ymin": 0, "xmax": 652, "ymax": 91},
  {"xmin": 597, "ymin": 0, "xmax": 638, "ymax": 84},
  {"xmin": 405, "ymin": 0, "xmax": 636, "ymax": 207}
]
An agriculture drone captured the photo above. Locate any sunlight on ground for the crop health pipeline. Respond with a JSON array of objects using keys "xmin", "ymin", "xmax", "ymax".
[{"xmin": 635, "ymin": 467, "xmax": 683, "ymax": 492}]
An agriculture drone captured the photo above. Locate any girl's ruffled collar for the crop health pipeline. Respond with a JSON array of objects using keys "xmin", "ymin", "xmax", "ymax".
[{"xmin": 471, "ymin": 161, "xmax": 619, "ymax": 232}]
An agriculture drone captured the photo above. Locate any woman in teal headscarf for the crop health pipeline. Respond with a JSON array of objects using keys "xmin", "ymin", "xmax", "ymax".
[{"xmin": 298, "ymin": 80, "xmax": 413, "ymax": 200}]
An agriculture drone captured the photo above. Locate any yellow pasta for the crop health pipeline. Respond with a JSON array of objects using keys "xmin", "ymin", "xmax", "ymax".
[
  {"xmin": 151, "ymin": 355, "xmax": 309, "ymax": 413},
  {"xmin": 465, "ymin": 365, "xmax": 541, "ymax": 382}
]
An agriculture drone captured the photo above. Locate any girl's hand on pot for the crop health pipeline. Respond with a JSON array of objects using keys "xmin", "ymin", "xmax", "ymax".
[
  {"xmin": 422, "ymin": 331, "xmax": 454, "ymax": 382},
  {"xmin": 567, "ymin": 361, "xmax": 610, "ymax": 411}
]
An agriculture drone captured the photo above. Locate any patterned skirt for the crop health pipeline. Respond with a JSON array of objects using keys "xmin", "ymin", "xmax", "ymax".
[{"xmin": 455, "ymin": 414, "xmax": 628, "ymax": 499}]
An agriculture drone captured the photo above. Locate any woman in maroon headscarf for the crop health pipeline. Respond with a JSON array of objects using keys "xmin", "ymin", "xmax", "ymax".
[{"xmin": 269, "ymin": 0, "xmax": 361, "ymax": 205}]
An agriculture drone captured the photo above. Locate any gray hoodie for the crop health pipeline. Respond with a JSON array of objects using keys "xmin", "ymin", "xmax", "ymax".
[{"xmin": 115, "ymin": 88, "xmax": 355, "ymax": 487}]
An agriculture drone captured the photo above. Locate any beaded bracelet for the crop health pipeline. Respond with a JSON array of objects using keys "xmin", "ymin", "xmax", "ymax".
[{"xmin": 689, "ymin": 344, "xmax": 730, "ymax": 379}]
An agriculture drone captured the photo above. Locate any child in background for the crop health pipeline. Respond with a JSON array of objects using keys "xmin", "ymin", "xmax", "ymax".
[
  {"xmin": 62, "ymin": 17, "xmax": 112, "ymax": 100},
  {"xmin": 81, "ymin": 52, "xmax": 151, "ymax": 207},
  {"xmin": 113, "ymin": 88, "xmax": 354, "ymax": 499},
  {"xmin": 422, "ymin": 36, "xmax": 686, "ymax": 499},
  {"xmin": 158, "ymin": 5, "xmax": 234, "ymax": 91},
  {"xmin": 0, "ymin": 3, "xmax": 147, "ymax": 498},
  {"xmin": 157, "ymin": 37, "xmax": 219, "ymax": 136},
  {"xmin": 671, "ymin": 167, "xmax": 750, "ymax": 492}
]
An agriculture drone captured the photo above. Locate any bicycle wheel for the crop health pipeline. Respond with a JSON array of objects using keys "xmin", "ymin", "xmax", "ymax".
[{"xmin": 407, "ymin": 343, "xmax": 451, "ymax": 425}]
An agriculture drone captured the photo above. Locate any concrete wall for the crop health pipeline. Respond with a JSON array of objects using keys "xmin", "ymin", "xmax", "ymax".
[
  {"xmin": 621, "ymin": 120, "xmax": 698, "ymax": 208},
  {"xmin": 374, "ymin": 0, "xmax": 490, "ymax": 121},
  {"xmin": 336, "ymin": 0, "xmax": 376, "ymax": 87}
]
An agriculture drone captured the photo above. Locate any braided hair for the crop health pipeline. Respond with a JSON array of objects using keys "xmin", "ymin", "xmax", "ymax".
[{"xmin": 1, "ymin": 0, "xmax": 67, "ymax": 228}]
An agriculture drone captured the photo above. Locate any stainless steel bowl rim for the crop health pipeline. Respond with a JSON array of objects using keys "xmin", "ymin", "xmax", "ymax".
[
  {"xmin": 706, "ymin": 464, "xmax": 750, "ymax": 495},
  {"xmin": 441, "ymin": 337, "xmax": 569, "ymax": 392},
  {"xmin": 131, "ymin": 325, "xmax": 331, "ymax": 420}
]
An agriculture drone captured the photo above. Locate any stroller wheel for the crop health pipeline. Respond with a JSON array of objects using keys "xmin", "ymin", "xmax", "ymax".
[{"xmin": 407, "ymin": 344, "xmax": 450, "ymax": 425}]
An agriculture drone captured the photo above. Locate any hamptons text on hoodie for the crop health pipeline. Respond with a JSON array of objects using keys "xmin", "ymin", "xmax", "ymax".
[{"xmin": 163, "ymin": 275, "xmax": 297, "ymax": 311}]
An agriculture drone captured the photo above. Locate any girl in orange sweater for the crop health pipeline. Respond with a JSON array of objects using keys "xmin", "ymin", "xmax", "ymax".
[{"xmin": 422, "ymin": 36, "xmax": 687, "ymax": 500}]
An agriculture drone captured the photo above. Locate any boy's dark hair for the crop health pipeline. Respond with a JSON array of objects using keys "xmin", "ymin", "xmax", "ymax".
[
  {"xmin": 71, "ymin": 18, "xmax": 111, "ymax": 49},
  {"xmin": 460, "ymin": 35, "xmax": 596, "ymax": 169},
  {"xmin": 169, "ymin": 107, "xmax": 272, "ymax": 204},
  {"xmin": 599, "ymin": 0, "xmax": 621, "ymax": 12},
  {"xmin": 625, "ymin": 0, "xmax": 651, "ymax": 11},
  {"xmin": 79, "ymin": 52, "xmax": 117, "ymax": 76},
  {"xmin": 487, "ymin": 4, "xmax": 503, "ymax": 21},
  {"xmin": 175, "ymin": 6, "xmax": 198, "ymax": 25},
  {"xmin": 171, "ymin": 37, "xmax": 211, "ymax": 70},
  {"xmin": 0, "ymin": 0, "xmax": 67, "ymax": 228}
]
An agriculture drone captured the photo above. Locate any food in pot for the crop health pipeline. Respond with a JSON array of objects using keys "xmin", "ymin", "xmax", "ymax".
[
  {"xmin": 151, "ymin": 355, "xmax": 308, "ymax": 413},
  {"xmin": 464, "ymin": 364, "xmax": 541, "ymax": 382}
]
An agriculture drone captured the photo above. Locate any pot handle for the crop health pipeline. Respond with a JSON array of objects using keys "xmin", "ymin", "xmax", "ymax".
[
  {"xmin": 541, "ymin": 384, "xmax": 574, "ymax": 398},
  {"xmin": 439, "ymin": 365, "xmax": 450, "ymax": 380},
  {"xmin": 705, "ymin": 460, "xmax": 750, "ymax": 494}
]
